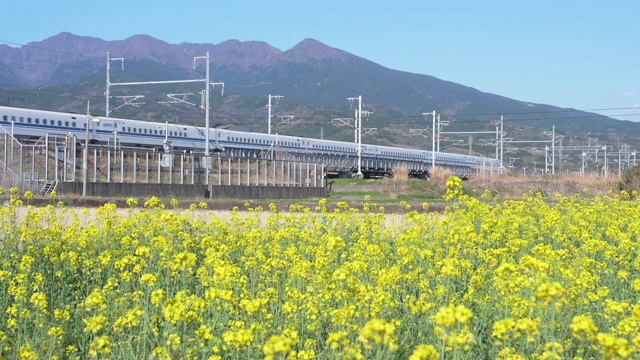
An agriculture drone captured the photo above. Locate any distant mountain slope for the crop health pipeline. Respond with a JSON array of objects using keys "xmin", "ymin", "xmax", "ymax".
[
  {"xmin": 0, "ymin": 33, "xmax": 572, "ymax": 115},
  {"xmin": 1, "ymin": 32, "xmax": 640, "ymax": 154}
]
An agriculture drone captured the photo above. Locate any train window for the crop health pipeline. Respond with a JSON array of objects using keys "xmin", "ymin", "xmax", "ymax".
[
  {"xmin": 2, "ymin": 115, "xmax": 6, "ymax": 121},
  {"xmin": 72, "ymin": 122, "xmax": 76, "ymax": 127},
  {"xmin": 27, "ymin": 118, "xmax": 32, "ymax": 124},
  {"xmin": 43, "ymin": 119, "xmax": 47, "ymax": 125},
  {"xmin": 19, "ymin": 117, "xmax": 24, "ymax": 123},
  {"xmin": 35, "ymin": 118, "xmax": 39, "ymax": 124},
  {"xmin": 58, "ymin": 121, "xmax": 62, "ymax": 126},
  {"xmin": 144, "ymin": 129, "xmax": 148, "ymax": 134},
  {"xmin": 11, "ymin": 116, "xmax": 15, "ymax": 122},
  {"xmin": 65, "ymin": 121, "xmax": 69, "ymax": 127}
]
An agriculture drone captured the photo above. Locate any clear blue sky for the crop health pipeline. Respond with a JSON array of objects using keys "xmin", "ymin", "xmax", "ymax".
[{"xmin": 2, "ymin": 0, "xmax": 639, "ymax": 120}]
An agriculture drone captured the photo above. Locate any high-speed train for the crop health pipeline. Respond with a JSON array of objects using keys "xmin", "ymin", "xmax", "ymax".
[{"xmin": 0, "ymin": 106, "xmax": 500, "ymax": 178}]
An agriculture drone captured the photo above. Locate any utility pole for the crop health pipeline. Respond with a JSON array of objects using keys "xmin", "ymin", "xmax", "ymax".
[
  {"xmin": 105, "ymin": 52, "xmax": 124, "ymax": 117},
  {"xmin": 558, "ymin": 137, "xmax": 563, "ymax": 173},
  {"xmin": 500, "ymin": 115, "xmax": 504, "ymax": 172},
  {"xmin": 436, "ymin": 114, "xmax": 441, "ymax": 152},
  {"xmin": 348, "ymin": 96, "xmax": 364, "ymax": 176},
  {"xmin": 604, "ymin": 145, "xmax": 608, "ymax": 178},
  {"xmin": 83, "ymin": 101, "xmax": 90, "ymax": 197},
  {"xmin": 421, "ymin": 111, "xmax": 436, "ymax": 169},
  {"xmin": 494, "ymin": 120, "xmax": 500, "ymax": 159},
  {"xmin": 551, "ymin": 125, "xmax": 556, "ymax": 174},
  {"xmin": 205, "ymin": 52, "xmax": 210, "ymax": 156},
  {"xmin": 193, "ymin": 52, "xmax": 212, "ymax": 156},
  {"xmin": 83, "ymin": 101, "xmax": 100, "ymax": 197},
  {"xmin": 267, "ymin": 95, "xmax": 284, "ymax": 134}
]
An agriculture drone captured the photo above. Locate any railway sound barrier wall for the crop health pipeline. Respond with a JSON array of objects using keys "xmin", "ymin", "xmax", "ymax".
[{"xmin": 56, "ymin": 182, "xmax": 327, "ymax": 199}]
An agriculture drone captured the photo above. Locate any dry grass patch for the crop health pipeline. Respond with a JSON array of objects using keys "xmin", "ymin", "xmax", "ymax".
[
  {"xmin": 392, "ymin": 165, "xmax": 410, "ymax": 181},
  {"xmin": 428, "ymin": 166, "xmax": 453, "ymax": 186},
  {"xmin": 466, "ymin": 173, "xmax": 618, "ymax": 199},
  {"xmin": 388, "ymin": 165, "xmax": 410, "ymax": 192}
]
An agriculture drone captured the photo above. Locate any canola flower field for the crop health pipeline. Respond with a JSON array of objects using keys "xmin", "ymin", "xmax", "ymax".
[{"xmin": 0, "ymin": 186, "xmax": 640, "ymax": 359}]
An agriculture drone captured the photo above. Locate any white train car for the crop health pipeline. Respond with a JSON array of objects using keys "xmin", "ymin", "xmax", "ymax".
[{"xmin": 0, "ymin": 105, "xmax": 501, "ymax": 178}]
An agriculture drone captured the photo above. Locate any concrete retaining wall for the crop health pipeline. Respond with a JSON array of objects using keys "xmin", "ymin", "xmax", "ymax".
[
  {"xmin": 56, "ymin": 182, "xmax": 327, "ymax": 199},
  {"xmin": 206, "ymin": 185, "xmax": 326, "ymax": 199}
]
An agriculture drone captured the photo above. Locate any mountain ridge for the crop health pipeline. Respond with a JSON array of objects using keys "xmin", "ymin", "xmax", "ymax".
[
  {"xmin": 1, "ymin": 32, "xmax": 639, "ymax": 163},
  {"xmin": 0, "ymin": 31, "xmax": 519, "ymax": 113}
]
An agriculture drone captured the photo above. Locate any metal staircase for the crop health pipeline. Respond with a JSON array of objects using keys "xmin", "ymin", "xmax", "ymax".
[{"xmin": 40, "ymin": 180, "xmax": 57, "ymax": 196}]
